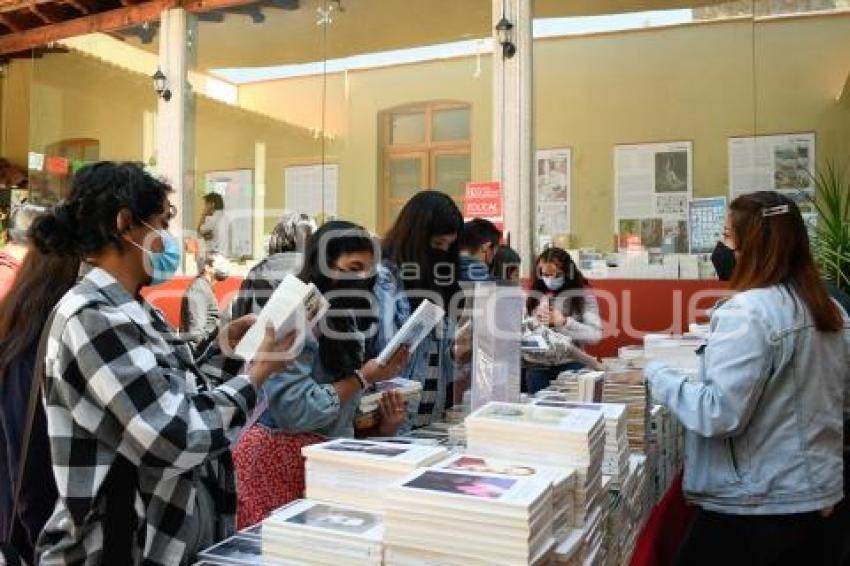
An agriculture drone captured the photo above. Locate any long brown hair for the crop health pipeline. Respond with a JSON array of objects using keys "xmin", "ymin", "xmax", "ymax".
[
  {"xmin": 729, "ymin": 191, "xmax": 842, "ymax": 332},
  {"xmin": 0, "ymin": 248, "xmax": 80, "ymax": 376},
  {"xmin": 527, "ymin": 247, "xmax": 588, "ymax": 316}
]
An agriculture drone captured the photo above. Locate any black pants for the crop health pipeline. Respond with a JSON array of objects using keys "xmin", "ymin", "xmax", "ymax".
[{"xmin": 676, "ymin": 508, "xmax": 834, "ymax": 566}]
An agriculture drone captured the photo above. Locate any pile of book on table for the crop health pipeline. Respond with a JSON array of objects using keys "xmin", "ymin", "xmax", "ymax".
[
  {"xmin": 384, "ymin": 466, "xmax": 555, "ymax": 565},
  {"xmin": 263, "ymin": 499, "xmax": 384, "ymax": 565},
  {"xmin": 465, "ymin": 402, "xmax": 606, "ymax": 531},
  {"xmin": 434, "ymin": 453, "xmax": 577, "ymax": 537},
  {"xmin": 548, "ymin": 370, "xmax": 606, "ymax": 402},
  {"xmin": 532, "ymin": 397, "xmax": 629, "ymax": 486},
  {"xmin": 303, "ymin": 438, "xmax": 448, "ymax": 511},
  {"xmin": 601, "ymin": 369, "xmax": 649, "ymax": 452}
]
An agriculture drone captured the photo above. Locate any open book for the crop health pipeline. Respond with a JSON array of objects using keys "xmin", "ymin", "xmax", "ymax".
[
  {"xmin": 376, "ymin": 299, "xmax": 445, "ymax": 366},
  {"xmin": 234, "ymin": 274, "xmax": 329, "ymax": 361}
]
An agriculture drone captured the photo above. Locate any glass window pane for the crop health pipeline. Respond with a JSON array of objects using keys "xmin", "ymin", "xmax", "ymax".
[
  {"xmin": 389, "ymin": 157, "xmax": 423, "ymax": 198},
  {"xmin": 433, "ymin": 153, "xmax": 470, "ymax": 196},
  {"xmin": 391, "ymin": 112, "xmax": 426, "ymax": 145},
  {"xmin": 432, "ymin": 107, "xmax": 470, "ymax": 142}
]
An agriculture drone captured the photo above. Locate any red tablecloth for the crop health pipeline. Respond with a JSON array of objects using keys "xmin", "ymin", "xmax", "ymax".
[{"xmin": 630, "ymin": 471, "xmax": 696, "ymax": 566}]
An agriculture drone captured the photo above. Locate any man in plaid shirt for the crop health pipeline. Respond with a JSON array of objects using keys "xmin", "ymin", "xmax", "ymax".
[{"xmin": 28, "ymin": 162, "xmax": 294, "ymax": 565}]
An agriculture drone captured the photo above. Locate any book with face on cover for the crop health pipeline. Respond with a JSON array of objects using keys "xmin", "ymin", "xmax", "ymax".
[
  {"xmin": 264, "ymin": 499, "xmax": 384, "ymax": 543},
  {"xmin": 303, "ymin": 438, "xmax": 448, "ymax": 470},
  {"xmin": 234, "ymin": 274, "xmax": 329, "ymax": 361},
  {"xmin": 376, "ymin": 299, "xmax": 445, "ymax": 366},
  {"xmin": 467, "ymin": 402, "xmax": 603, "ymax": 437},
  {"xmin": 196, "ymin": 535, "xmax": 263, "ymax": 565}
]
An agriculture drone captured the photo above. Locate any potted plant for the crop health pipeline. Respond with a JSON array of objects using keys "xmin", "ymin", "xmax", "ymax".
[{"xmin": 802, "ymin": 160, "xmax": 850, "ymax": 294}]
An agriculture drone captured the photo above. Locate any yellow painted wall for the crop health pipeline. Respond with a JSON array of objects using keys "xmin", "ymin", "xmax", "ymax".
[
  {"xmin": 3, "ymin": 12, "xmax": 849, "ymax": 251},
  {"xmin": 1, "ymin": 61, "xmax": 32, "ymax": 169}
]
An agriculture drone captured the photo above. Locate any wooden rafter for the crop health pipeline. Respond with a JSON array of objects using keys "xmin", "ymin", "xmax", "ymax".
[
  {"xmin": 0, "ymin": 12, "xmax": 21, "ymax": 31},
  {"xmin": 29, "ymin": 4, "xmax": 53, "ymax": 23},
  {"xmin": 0, "ymin": 0, "xmax": 175, "ymax": 54},
  {"xmin": 0, "ymin": 0, "xmax": 54, "ymax": 15},
  {"xmin": 63, "ymin": 0, "xmax": 91, "ymax": 15}
]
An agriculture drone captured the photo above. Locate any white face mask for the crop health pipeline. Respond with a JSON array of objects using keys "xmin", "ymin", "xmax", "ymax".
[{"xmin": 542, "ymin": 275, "xmax": 565, "ymax": 291}]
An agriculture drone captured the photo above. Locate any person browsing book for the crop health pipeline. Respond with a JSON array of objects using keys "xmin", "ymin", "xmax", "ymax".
[
  {"xmin": 30, "ymin": 162, "xmax": 296, "ymax": 565},
  {"xmin": 524, "ymin": 247, "xmax": 602, "ymax": 394},
  {"xmin": 645, "ymin": 191, "xmax": 850, "ymax": 565},
  {"xmin": 376, "ymin": 191, "xmax": 464, "ymax": 429},
  {"xmin": 256, "ymin": 220, "xmax": 410, "ymax": 438}
]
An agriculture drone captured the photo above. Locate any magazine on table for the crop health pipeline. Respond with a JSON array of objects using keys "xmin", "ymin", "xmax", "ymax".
[
  {"xmin": 234, "ymin": 274, "xmax": 329, "ymax": 361},
  {"xmin": 303, "ymin": 438, "xmax": 447, "ymax": 468},
  {"xmin": 265, "ymin": 499, "xmax": 384, "ymax": 542},
  {"xmin": 376, "ymin": 299, "xmax": 445, "ymax": 366}
]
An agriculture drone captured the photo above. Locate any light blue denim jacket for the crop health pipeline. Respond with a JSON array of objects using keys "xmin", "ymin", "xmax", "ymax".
[
  {"xmin": 374, "ymin": 260, "xmax": 456, "ymax": 429},
  {"xmin": 646, "ymin": 286, "xmax": 850, "ymax": 515},
  {"xmin": 258, "ymin": 330, "xmax": 361, "ymax": 438}
]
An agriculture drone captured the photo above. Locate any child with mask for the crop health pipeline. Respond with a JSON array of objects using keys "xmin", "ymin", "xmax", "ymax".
[
  {"xmin": 523, "ymin": 247, "xmax": 602, "ymax": 394},
  {"xmin": 29, "ymin": 162, "xmax": 297, "ymax": 565},
  {"xmin": 234, "ymin": 221, "xmax": 410, "ymax": 527}
]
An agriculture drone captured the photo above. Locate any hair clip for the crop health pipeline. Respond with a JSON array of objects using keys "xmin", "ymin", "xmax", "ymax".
[{"xmin": 762, "ymin": 204, "xmax": 790, "ymax": 217}]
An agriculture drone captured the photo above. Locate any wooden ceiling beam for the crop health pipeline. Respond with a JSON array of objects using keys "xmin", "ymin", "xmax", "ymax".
[
  {"xmin": 28, "ymin": 4, "xmax": 53, "ymax": 23},
  {"xmin": 0, "ymin": 0, "xmax": 53, "ymax": 15},
  {"xmin": 182, "ymin": 0, "xmax": 263, "ymax": 14},
  {"xmin": 0, "ymin": 12, "xmax": 22, "ymax": 31},
  {"xmin": 63, "ymin": 0, "xmax": 91, "ymax": 15},
  {"xmin": 0, "ymin": 0, "xmax": 175, "ymax": 54}
]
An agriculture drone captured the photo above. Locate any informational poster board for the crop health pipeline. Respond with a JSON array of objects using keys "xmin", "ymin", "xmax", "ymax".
[
  {"xmin": 284, "ymin": 164, "xmax": 338, "ymax": 218},
  {"xmin": 728, "ymin": 133, "xmax": 815, "ymax": 200},
  {"xmin": 470, "ymin": 283, "xmax": 523, "ymax": 412},
  {"xmin": 688, "ymin": 197, "xmax": 727, "ymax": 254},
  {"xmin": 614, "ymin": 141, "xmax": 693, "ymax": 253},
  {"xmin": 464, "ymin": 181, "xmax": 504, "ymax": 232},
  {"xmin": 205, "ymin": 169, "xmax": 253, "ymax": 258},
  {"xmin": 535, "ymin": 148, "xmax": 571, "ymax": 250}
]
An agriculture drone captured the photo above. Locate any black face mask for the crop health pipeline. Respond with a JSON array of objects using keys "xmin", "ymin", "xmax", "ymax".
[{"xmin": 711, "ymin": 241, "xmax": 736, "ymax": 282}]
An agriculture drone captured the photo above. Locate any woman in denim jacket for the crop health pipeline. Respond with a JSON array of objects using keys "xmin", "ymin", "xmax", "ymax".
[
  {"xmin": 375, "ymin": 191, "xmax": 463, "ymax": 429},
  {"xmin": 646, "ymin": 191, "xmax": 850, "ymax": 564}
]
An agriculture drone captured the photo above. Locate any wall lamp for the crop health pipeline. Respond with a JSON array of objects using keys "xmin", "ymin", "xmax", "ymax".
[
  {"xmin": 152, "ymin": 67, "xmax": 172, "ymax": 102},
  {"xmin": 495, "ymin": 16, "xmax": 516, "ymax": 59}
]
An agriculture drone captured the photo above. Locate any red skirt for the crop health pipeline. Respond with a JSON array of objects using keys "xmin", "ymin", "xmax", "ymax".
[{"xmin": 232, "ymin": 424, "xmax": 326, "ymax": 529}]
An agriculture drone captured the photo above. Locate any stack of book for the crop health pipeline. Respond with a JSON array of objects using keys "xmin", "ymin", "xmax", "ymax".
[
  {"xmin": 579, "ymin": 504, "xmax": 606, "ymax": 566},
  {"xmin": 532, "ymin": 399, "xmax": 629, "ymax": 485},
  {"xmin": 434, "ymin": 453, "xmax": 577, "ymax": 537},
  {"xmin": 602, "ymin": 475, "xmax": 626, "ymax": 566},
  {"xmin": 303, "ymin": 439, "xmax": 448, "ymax": 511},
  {"xmin": 601, "ymin": 370, "xmax": 649, "ymax": 452},
  {"xmin": 262, "ymin": 499, "xmax": 384, "ymax": 565},
  {"xmin": 384, "ymin": 467, "xmax": 556, "ymax": 565},
  {"xmin": 643, "ymin": 333, "xmax": 703, "ymax": 375},
  {"xmin": 358, "ymin": 378, "xmax": 422, "ymax": 415},
  {"xmin": 548, "ymin": 370, "xmax": 606, "ymax": 402},
  {"xmin": 619, "ymin": 454, "xmax": 651, "ymax": 563},
  {"xmin": 552, "ymin": 528, "xmax": 584, "ymax": 566},
  {"xmin": 465, "ymin": 402, "xmax": 605, "ymax": 531}
]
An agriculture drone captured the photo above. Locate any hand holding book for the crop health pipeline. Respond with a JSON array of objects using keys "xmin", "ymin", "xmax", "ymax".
[
  {"xmin": 245, "ymin": 322, "xmax": 298, "ymax": 387},
  {"xmin": 362, "ymin": 345, "xmax": 410, "ymax": 384}
]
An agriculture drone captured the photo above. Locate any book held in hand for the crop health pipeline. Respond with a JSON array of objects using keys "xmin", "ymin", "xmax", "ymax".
[
  {"xmin": 234, "ymin": 274, "xmax": 328, "ymax": 361},
  {"xmin": 376, "ymin": 299, "xmax": 445, "ymax": 366}
]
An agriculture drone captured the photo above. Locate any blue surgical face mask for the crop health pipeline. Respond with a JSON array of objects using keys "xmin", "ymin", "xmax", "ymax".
[
  {"xmin": 542, "ymin": 275, "xmax": 565, "ymax": 291},
  {"xmin": 129, "ymin": 221, "xmax": 182, "ymax": 286}
]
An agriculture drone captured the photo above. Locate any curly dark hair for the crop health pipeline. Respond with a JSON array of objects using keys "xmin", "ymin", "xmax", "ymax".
[{"xmin": 29, "ymin": 162, "xmax": 172, "ymax": 257}]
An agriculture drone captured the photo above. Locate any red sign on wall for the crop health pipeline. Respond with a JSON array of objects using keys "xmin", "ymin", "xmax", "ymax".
[
  {"xmin": 46, "ymin": 156, "xmax": 70, "ymax": 177},
  {"xmin": 464, "ymin": 181, "xmax": 503, "ymax": 219}
]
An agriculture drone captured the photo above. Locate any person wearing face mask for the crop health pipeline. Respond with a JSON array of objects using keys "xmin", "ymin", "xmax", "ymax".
[
  {"xmin": 646, "ymin": 192, "xmax": 849, "ymax": 565},
  {"xmin": 524, "ymin": 247, "xmax": 602, "ymax": 394},
  {"xmin": 233, "ymin": 221, "xmax": 410, "ymax": 528},
  {"xmin": 28, "ymin": 162, "xmax": 297, "ymax": 565},
  {"xmin": 180, "ymin": 251, "xmax": 230, "ymax": 352},
  {"xmin": 376, "ymin": 191, "xmax": 464, "ymax": 429},
  {"xmin": 457, "ymin": 218, "xmax": 501, "ymax": 283}
]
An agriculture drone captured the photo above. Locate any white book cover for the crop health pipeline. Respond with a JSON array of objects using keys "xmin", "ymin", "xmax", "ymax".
[
  {"xmin": 359, "ymin": 378, "xmax": 423, "ymax": 411},
  {"xmin": 264, "ymin": 499, "xmax": 384, "ymax": 543},
  {"xmin": 303, "ymin": 439, "xmax": 448, "ymax": 470},
  {"xmin": 530, "ymin": 400, "xmax": 627, "ymax": 424},
  {"xmin": 197, "ymin": 535, "xmax": 263, "ymax": 565},
  {"xmin": 435, "ymin": 454, "xmax": 575, "ymax": 493},
  {"xmin": 234, "ymin": 275, "xmax": 328, "ymax": 360},
  {"xmin": 377, "ymin": 299, "xmax": 445, "ymax": 366},
  {"xmin": 467, "ymin": 402, "xmax": 603, "ymax": 437},
  {"xmin": 389, "ymin": 468, "xmax": 551, "ymax": 515}
]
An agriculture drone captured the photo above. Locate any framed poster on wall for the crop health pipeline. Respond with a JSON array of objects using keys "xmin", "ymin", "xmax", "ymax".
[
  {"xmin": 535, "ymin": 147, "xmax": 571, "ymax": 251},
  {"xmin": 204, "ymin": 169, "xmax": 254, "ymax": 259},
  {"xmin": 284, "ymin": 164, "xmax": 339, "ymax": 220},
  {"xmin": 614, "ymin": 141, "xmax": 693, "ymax": 253},
  {"xmin": 728, "ymin": 133, "xmax": 815, "ymax": 200}
]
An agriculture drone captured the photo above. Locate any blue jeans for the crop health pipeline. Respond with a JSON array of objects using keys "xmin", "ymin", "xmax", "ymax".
[{"xmin": 525, "ymin": 362, "xmax": 584, "ymax": 395}]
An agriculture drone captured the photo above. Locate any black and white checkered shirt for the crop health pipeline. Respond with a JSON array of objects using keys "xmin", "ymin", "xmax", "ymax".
[{"xmin": 37, "ymin": 267, "xmax": 256, "ymax": 565}]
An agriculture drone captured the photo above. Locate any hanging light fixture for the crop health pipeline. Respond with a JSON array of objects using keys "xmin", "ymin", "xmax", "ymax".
[
  {"xmin": 495, "ymin": 16, "xmax": 516, "ymax": 59},
  {"xmin": 152, "ymin": 67, "xmax": 172, "ymax": 102}
]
